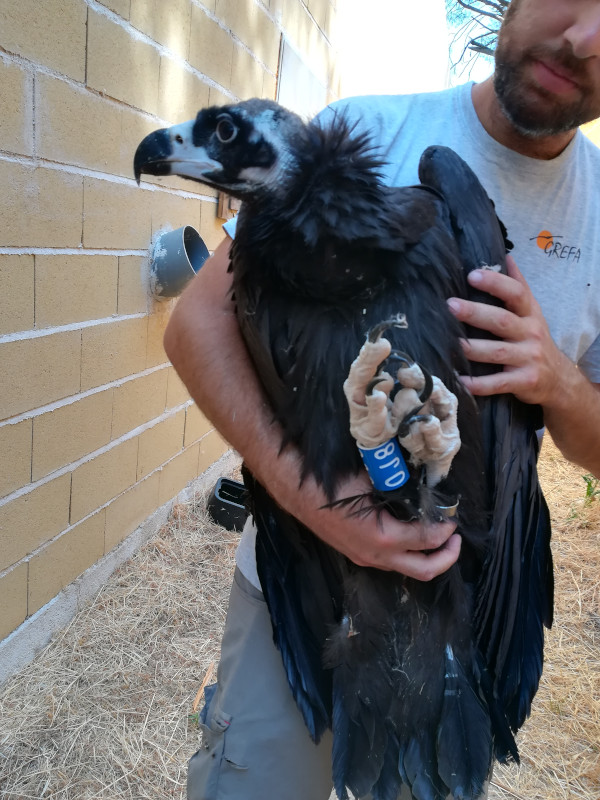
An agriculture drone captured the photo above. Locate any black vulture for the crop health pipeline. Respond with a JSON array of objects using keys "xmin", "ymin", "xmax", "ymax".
[{"xmin": 134, "ymin": 99, "xmax": 553, "ymax": 800}]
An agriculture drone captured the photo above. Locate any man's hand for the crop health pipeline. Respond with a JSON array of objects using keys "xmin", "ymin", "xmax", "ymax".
[
  {"xmin": 285, "ymin": 468, "xmax": 461, "ymax": 581},
  {"xmin": 446, "ymin": 256, "xmax": 567, "ymax": 405},
  {"xmin": 446, "ymin": 255, "xmax": 600, "ymax": 476}
]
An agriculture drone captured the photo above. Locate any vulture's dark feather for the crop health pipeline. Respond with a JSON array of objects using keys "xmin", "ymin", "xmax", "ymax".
[{"xmin": 134, "ymin": 99, "xmax": 553, "ymax": 799}]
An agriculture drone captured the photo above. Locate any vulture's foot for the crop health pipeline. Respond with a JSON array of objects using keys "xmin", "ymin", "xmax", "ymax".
[
  {"xmin": 344, "ymin": 321, "xmax": 461, "ymax": 488},
  {"xmin": 344, "ymin": 316, "xmax": 426, "ymax": 449},
  {"xmin": 398, "ymin": 374, "xmax": 461, "ymax": 488}
]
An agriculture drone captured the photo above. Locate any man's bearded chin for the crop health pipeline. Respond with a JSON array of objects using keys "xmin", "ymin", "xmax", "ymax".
[{"xmin": 494, "ymin": 46, "xmax": 600, "ymax": 138}]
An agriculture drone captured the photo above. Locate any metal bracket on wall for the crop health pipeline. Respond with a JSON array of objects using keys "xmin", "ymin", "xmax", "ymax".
[{"xmin": 217, "ymin": 191, "xmax": 241, "ymax": 220}]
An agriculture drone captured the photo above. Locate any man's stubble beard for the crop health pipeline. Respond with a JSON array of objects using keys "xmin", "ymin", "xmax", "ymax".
[{"xmin": 493, "ymin": 54, "xmax": 590, "ymax": 137}]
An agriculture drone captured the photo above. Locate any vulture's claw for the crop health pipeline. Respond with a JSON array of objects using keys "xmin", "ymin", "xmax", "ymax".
[
  {"xmin": 365, "ymin": 376, "xmax": 388, "ymax": 396},
  {"xmin": 367, "ymin": 314, "xmax": 408, "ymax": 343},
  {"xmin": 397, "ymin": 412, "xmax": 431, "ymax": 438},
  {"xmin": 397, "ymin": 376, "xmax": 461, "ymax": 487},
  {"xmin": 387, "ymin": 353, "xmax": 434, "ymax": 404}
]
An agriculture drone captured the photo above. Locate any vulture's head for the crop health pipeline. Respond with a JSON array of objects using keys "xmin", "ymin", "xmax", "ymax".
[{"xmin": 134, "ymin": 99, "xmax": 306, "ymax": 200}]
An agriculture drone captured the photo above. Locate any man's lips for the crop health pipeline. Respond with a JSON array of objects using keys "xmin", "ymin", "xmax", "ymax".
[{"xmin": 531, "ymin": 58, "xmax": 581, "ymax": 95}]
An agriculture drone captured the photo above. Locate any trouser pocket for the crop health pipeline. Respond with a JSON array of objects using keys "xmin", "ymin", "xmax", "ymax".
[{"xmin": 187, "ymin": 684, "xmax": 248, "ymax": 800}]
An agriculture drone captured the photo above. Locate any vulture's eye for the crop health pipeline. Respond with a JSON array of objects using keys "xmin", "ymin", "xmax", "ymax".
[{"xmin": 216, "ymin": 116, "xmax": 238, "ymax": 144}]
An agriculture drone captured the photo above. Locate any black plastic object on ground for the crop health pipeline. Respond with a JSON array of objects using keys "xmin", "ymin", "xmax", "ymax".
[{"xmin": 206, "ymin": 477, "xmax": 248, "ymax": 532}]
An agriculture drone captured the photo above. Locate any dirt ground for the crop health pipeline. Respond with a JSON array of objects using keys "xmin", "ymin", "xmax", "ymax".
[{"xmin": 0, "ymin": 438, "xmax": 598, "ymax": 799}]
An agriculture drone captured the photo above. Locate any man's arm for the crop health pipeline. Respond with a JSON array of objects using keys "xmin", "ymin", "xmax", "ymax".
[
  {"xmin": 447, "ymin": 256, "xmax": 600, "ymax": 477},
  {"xmin": 164, "ymin": 238, "xmax": 461, "ymax": 580}
]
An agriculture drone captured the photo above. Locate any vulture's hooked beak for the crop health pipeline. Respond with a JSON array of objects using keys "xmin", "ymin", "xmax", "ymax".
[{"xmin": 133, "ymin": 120, "xmax": 222, "ymax": 184}]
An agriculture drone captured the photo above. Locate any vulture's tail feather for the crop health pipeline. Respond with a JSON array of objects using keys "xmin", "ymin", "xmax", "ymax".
[
  {"xmin": 402, "ymin": 736, "xmax": 449, "ymax": 800},
  {"xmin": 436, "ymin": 645, "xmax": 492, "ymax": 799}
]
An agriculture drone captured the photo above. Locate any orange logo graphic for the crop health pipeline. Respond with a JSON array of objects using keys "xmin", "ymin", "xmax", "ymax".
[
  {"xmin": 530, "ymin": 230, "xmax": 581, "ymax": 262},
  {"xmin": 535, "ymin": 230, "xmax": 554, "ymax": 249}
]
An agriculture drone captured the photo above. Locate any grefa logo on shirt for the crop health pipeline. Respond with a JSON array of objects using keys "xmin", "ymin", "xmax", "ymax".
[{"xmin": 531, "ymin": 230, "xmax": 581, "ymax": 262}]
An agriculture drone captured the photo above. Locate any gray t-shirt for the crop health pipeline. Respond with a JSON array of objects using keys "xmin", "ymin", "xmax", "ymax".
[{"xmin": 232, "ymin": 83, "xmax": 600, "ymax": 588}]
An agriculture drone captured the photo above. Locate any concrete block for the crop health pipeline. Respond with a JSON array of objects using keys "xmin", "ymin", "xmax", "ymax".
[
  {"xmin": 0, "ymin": 420, "xmax": 32, "ymax": 499},
  {"xmin": 307, "ymin": 0, "xmax": 334, "ymax": 36},
  {"xmin": 263, "ymin": 71, "xmax": 277, "ymax": 100},
  {"xmin": 87, "ymin": 9, "xmax": 160, "ymax": 115},
  {"xmin": 166, "ymin": 367, "xmax": 190, "ymax": 409},
  {"xmin": 158, "ymin": 442, "xmax": 200, "ymax": 505},
  {"xmin": 104, "ymin": 471, "xmax": 160, "ymax": 551},
  {"xmin": 81, "ymin": 317, "xmax": 148, "ymax": 391},
  {"xmin": 32, "ymin": 390, "xmax": 114, "ymax": 481},
  {"xmin": 35, "ymin": 254, "xmax": 118, "ymax": 328},
  {"xmin": 111, "ymin": 368, "xmax": 169, "ymax": 439},
  {"xmin": 215, "ymin": 0, "xmax": 280, "ymax": 71},
  {"xmin": 28, "ymin": 512, "xmax": 105, "ymax": 615},
  {"xmin": 269, "ymin": 0, "xmax": 285, "ymax": 21},
  {"xmin": 189, "ymin": 6, "xmax": 233, "ymax": 87},
  {"xmin": 70, "ymin": 438, "xmax": 139, "ymax": 523},
  {"xmin": 0, "ymin": 563, "xmax": 28, "ymax": 641},
  {"xmin": 208, "ymin": 86, "xmax": 233, "ymax": 107},
  {"xmin": 150, "ymin": 189, "xmax": 201, "ymax": 240},
  {"xmin": 158, "ymin": 57, "xmax": 210, "ymax": 125},
  {"xmin": 0, "ymin": 0, "xmax": 86, "ymax": 81},
  {"xmin": 130, "ymin": 0, "xmax": 191, "ymax": 59},
  {"xmin": 119, "ymin": 106, "xmax": 163, "ymax": 181},
  {"xmin": 0, "ymin": 254, "xmax": 34, "ymax": 334},
  {"xmin": 280, "ymin": 0, "xmax": 304, "ymax": 47},
  {"xmin": 137, "ymin": 409, "xmax": 185, "ymax": 479},
  {"xmin": 118, "ymin": 255, "xmax": 148, "ymax": 315},
  {"xmin": 184, "ymin": 403, "xmax": 212, "ymax": 447},
  {"xmin": 0, "ymin": 474, "xmax": 71, "ymax": 571},
  {"xmin": 98, "ymin": 0, "xmax": 130, "ymax": 17},
  {"xmin": 83, "ymin": 176, "xmax": 152, "ymax": 250},
  {"xmin": 0, "ymin": 57, "xmax": 33, "ymax": 156},
  {"xmin": 36, "ymin": 73, "xmax": 122, "ymax": 174},
  {"xmin": 198, "ymin": 429, "xmax": 229, "ymax": 473},
  {"xmin": 0, "ymin": 161, "xmax": 83, "ymax": 248},
  {"xmin": 0, "ymin": 331, "xmax": 81, "ymax": 421},
  {"xmin": 231, "ymin": 45, "xmax": 265, "ymax": 100},
  {"xmin": 146, "ymin": 304, "xmax": 171, "ymax": 368}
]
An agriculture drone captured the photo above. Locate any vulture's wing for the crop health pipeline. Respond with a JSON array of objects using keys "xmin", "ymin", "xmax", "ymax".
[{"xmin": 418, "ymin": 145, "xmax": 554, "ymax": 744}]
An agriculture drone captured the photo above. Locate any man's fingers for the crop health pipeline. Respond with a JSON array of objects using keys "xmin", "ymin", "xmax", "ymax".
[
  {"xmin": 466, "ymin": 265, "xmax": 532, "ymax": 316},
  {"xmin": 460, "ymin": 336, "xmax": 527, "ymax": 366},
  {"xmin": 339, "ymin": 510, "xmax": 459, "ymax": 574},
  {"xmin": 391, "ymin": 533, "xmax": 462, "ymax": 581},
  {"xmin": 458, "ymin": 372, "xmax": 514, "ymax": 397},
  {"xmin": 448, "ymin": 296, "xmax": 524, "ymax": 340}
]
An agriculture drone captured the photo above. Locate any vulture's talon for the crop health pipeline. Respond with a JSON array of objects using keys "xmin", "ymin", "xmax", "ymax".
[
  {"xmin": 367, "ymin": 315, "xmax": 408, "ymax": 343},
  {"xmin": 397, "ymin": 377, "xmax": 461, "ymax": 487},
  {"xmin": 418, "ymin": 365, "xmax": 434, "ymax": 403},
  {"xmin": 366, "ymin": 376, "xmax": 388, "ymax": 396},
  {"xmin": 397, "ymin": 412, "xmax": 431, "ymax": 439}
]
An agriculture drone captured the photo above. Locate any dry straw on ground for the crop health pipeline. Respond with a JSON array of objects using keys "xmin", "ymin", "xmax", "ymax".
[{"xmin": 0, "ymin": 438, "xmax": 598, "ymax": 799}]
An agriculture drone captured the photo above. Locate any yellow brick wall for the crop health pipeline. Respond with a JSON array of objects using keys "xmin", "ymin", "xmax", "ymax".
[{"xmin": 0, "ymin": 0, "xmax": 340, "ymax": 645}]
